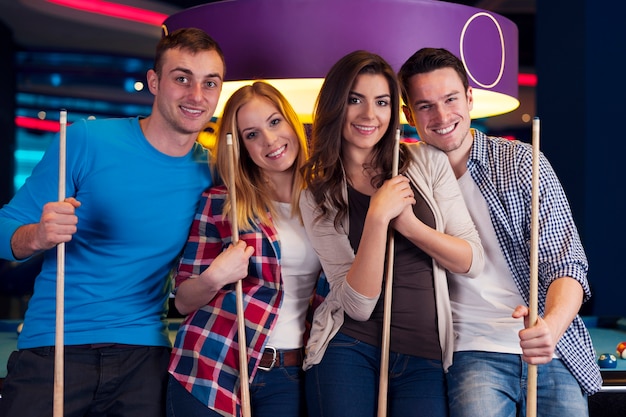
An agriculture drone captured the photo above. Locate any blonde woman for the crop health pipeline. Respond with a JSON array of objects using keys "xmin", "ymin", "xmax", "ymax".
[{"xmin": 167, "ymin": 82, "xmax": 321, "ymax": 417}]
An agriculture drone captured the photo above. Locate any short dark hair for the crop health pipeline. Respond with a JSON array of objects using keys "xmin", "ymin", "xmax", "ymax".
[
  {"xmin": 398, "ymin": 47, "xmax": 469, "ymax": 106},
  {"xmin": 154, "ymin": 27, "xmax": 225, "ymax": 77}
]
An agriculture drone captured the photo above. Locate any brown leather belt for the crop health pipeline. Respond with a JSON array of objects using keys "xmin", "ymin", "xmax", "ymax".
[{"xmin": 257, "ymin": 347, "xmax": 303, "ymax": 371}]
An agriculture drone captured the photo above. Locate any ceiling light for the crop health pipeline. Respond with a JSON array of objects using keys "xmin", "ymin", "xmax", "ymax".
[{"xmin": 163, "ymin": 0, "xmax": 519, "ymax": 123}]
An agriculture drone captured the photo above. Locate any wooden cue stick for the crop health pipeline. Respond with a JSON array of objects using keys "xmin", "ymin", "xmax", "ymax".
[
  {"xmin": 53, "ymin": 109, "xmax": 67, "ymax": 417},
  {"xmin": 526, "ymin": 117, "xmax": 540, "ymax": 417},
  {"xmin": 377, "ymin": 128, "xmax": 401, "ymax": 417},
  {"xmin": 226, "ymin": 133, "xmax": 252, "ymax": 417}
]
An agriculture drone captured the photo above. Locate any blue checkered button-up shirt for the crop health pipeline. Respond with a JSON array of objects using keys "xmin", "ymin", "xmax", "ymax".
[{"xmin": 466, "ymin": 129, "xmax": 602, "ymax": 395}]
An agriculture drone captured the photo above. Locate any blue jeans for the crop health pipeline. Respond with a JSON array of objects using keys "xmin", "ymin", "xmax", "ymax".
[
  {"xmin": 446, "ymin": 351, "xmax": 588, "ymax": 417},
  {"xmin": 306, "ymin": 332, "xmax": 447, "ymax": 417},
  {"xmin": 167, "ymin": 363, "xmax": 305, "ymax": 417}
]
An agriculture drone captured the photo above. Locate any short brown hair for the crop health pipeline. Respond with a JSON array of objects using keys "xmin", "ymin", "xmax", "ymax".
[
  {"xmin": 398, "ymin": 47, "xmax": 469, "ymax": 107},
  {"xmin": 154, "ymin": 27, "xmax": 225, "ymax": 77}
]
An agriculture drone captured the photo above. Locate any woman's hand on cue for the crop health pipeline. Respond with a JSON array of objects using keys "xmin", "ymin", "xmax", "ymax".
[{"xmin": 202, "ymin": 240, "xmax": 255, "ymax": 287}]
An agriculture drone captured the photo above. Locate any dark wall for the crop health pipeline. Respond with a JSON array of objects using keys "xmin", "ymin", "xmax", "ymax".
[
  {"xmin": 537, "ymin": 1, "xmax": 626, "ymax": 317},
  {"xmin": 0, "ymin": 20, "xmax": 16, "ymax": 206}
]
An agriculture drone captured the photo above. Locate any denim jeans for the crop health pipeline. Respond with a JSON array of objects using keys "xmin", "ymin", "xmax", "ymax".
[
  {"xmin": 166, "ymin": 363, "xmax": 305, "ymax": 417},
  {"xmin": 446, "ymin": 351, "xmax": 588, "ymax": 417},
  {"xmin": 306, "ymin": 332, "xmax": 448, "ymax": 417}
]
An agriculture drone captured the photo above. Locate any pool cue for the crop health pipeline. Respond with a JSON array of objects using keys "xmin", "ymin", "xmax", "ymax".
[
  {"xmin": 53, "ymin": 109, "xmax": 67, "ymax": 417},
  {"xmin": 377, "ymin": 129, "xmax": 401, "ymax": 417},
  {"xmin": 527, "ymin": 117, "xmax": 540, "ymax": 417},
  {"xmin": 226, "ymin": 133, "xmax": 252, "ymax": 417}
]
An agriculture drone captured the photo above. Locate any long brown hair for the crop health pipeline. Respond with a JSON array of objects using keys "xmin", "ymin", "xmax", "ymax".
[
  {"xmin": 301, "ymin": 50, "xmax": 408, "ymax": 229},
  {"xmin": 215, "ymin": 81, "xmax": 308, "ymax": 229}
]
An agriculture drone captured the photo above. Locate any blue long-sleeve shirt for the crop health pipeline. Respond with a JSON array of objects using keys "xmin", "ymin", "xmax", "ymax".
[{"xmin": 0, "ymin": 117, "xmax": 212, "ymax": 349}]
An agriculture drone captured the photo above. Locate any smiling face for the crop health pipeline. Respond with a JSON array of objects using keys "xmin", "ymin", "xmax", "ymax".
[
  {"xmin": 148, "ymin": 47, "xmax": 224, "ymax": 136},
  {"xmin": 237, "ymin": 96, "xmax": 300, "ymax": 180},
  {"xmin": 341, "ymin": 73, "xmax": 392, "ymax": 156},
  {"xmin": 403, "ymin": 67, "xmax": 474, "ymax": 158}
]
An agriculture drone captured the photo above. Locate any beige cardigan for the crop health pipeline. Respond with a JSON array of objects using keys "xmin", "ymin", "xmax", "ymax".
[{"xmin": 300, "ymin": 141, "xmax": 484, "ymax": 371}]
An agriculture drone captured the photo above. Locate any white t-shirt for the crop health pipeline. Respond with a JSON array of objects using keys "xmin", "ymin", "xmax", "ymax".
[
  {"xmin": 266, "ymin": 202, "xmax": 321, "ymax": 349},
  {"xmin": 447, "ymin": 171, "xmax": 525, "ymax": 353}
]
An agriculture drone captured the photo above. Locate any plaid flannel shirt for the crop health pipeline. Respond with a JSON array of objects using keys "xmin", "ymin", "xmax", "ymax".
[
  {"xmin": 467, "ymin": 129, "xmax": 602, "ymax": 395},
  {"xmin": 169, "ymin": 185, "xmax": 283, "ymax": 417}
]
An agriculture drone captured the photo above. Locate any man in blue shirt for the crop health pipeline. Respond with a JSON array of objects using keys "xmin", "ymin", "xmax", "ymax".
[
  {"xmin": 398, "ymin": 47, "xmax": 601, "ymax": 416},
  {"xmin": 0, "ymin": 28, "xmax": 228, "ymax": 417}
]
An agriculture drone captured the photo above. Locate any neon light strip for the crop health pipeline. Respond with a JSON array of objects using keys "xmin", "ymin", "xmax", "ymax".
[
  {"xmin": 15, "ymin": 116, "xmax": 70, "ymax": 132},
  {"xmin": 46, "ymin": 0, "xmax": 168, "ymax": 26},
  {"xmin": 15, "ymin": 149, "xmax": 46, "ymax": 163},
  {"xmin": 518, "ymin": 73, "xmax": 537, "ymax": 87}
]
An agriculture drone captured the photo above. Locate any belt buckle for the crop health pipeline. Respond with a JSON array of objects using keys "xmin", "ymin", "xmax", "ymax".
[{"xmin": 258, "ymin": 346, "xmax": 277, "ymax": 371}]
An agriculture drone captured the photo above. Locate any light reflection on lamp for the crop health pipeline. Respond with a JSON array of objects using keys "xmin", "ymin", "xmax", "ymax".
[{"xmin": 163, "ymin": 0, "xmax": 519, "ymax": 123}]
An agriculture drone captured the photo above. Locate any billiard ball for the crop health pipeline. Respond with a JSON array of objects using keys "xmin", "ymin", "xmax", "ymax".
[
  {"xmin": 617, "ymin": 341, "xmax": 626, "ymax": 359},
  {"xmin": 598, "ymin": 353, "xmax": 618, "ymax": 368},
  {"xmin": 16, "ymin": 322, "xmax": 23, "ymax": 335}
]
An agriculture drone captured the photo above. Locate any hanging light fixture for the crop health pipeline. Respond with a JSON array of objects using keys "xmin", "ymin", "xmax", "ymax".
[{"xmin": 162, "ymin": 0, "xmax": 519, "ymax": 123}]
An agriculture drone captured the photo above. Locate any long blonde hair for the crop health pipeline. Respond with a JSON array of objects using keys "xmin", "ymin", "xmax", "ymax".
[{"xmin": 214, "ymin": 81, "xmax": 309, "ymax": 230}]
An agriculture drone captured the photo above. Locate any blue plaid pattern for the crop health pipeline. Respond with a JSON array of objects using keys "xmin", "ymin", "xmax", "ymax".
[{"xmin": 466, "ymin": 129, "xmax": 602, "ymax": 395}]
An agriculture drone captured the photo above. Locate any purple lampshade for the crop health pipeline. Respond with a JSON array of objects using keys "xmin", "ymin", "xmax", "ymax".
[{"xmin": 163, "ymin": 0, "xmax": 519, "ymax": 121}]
